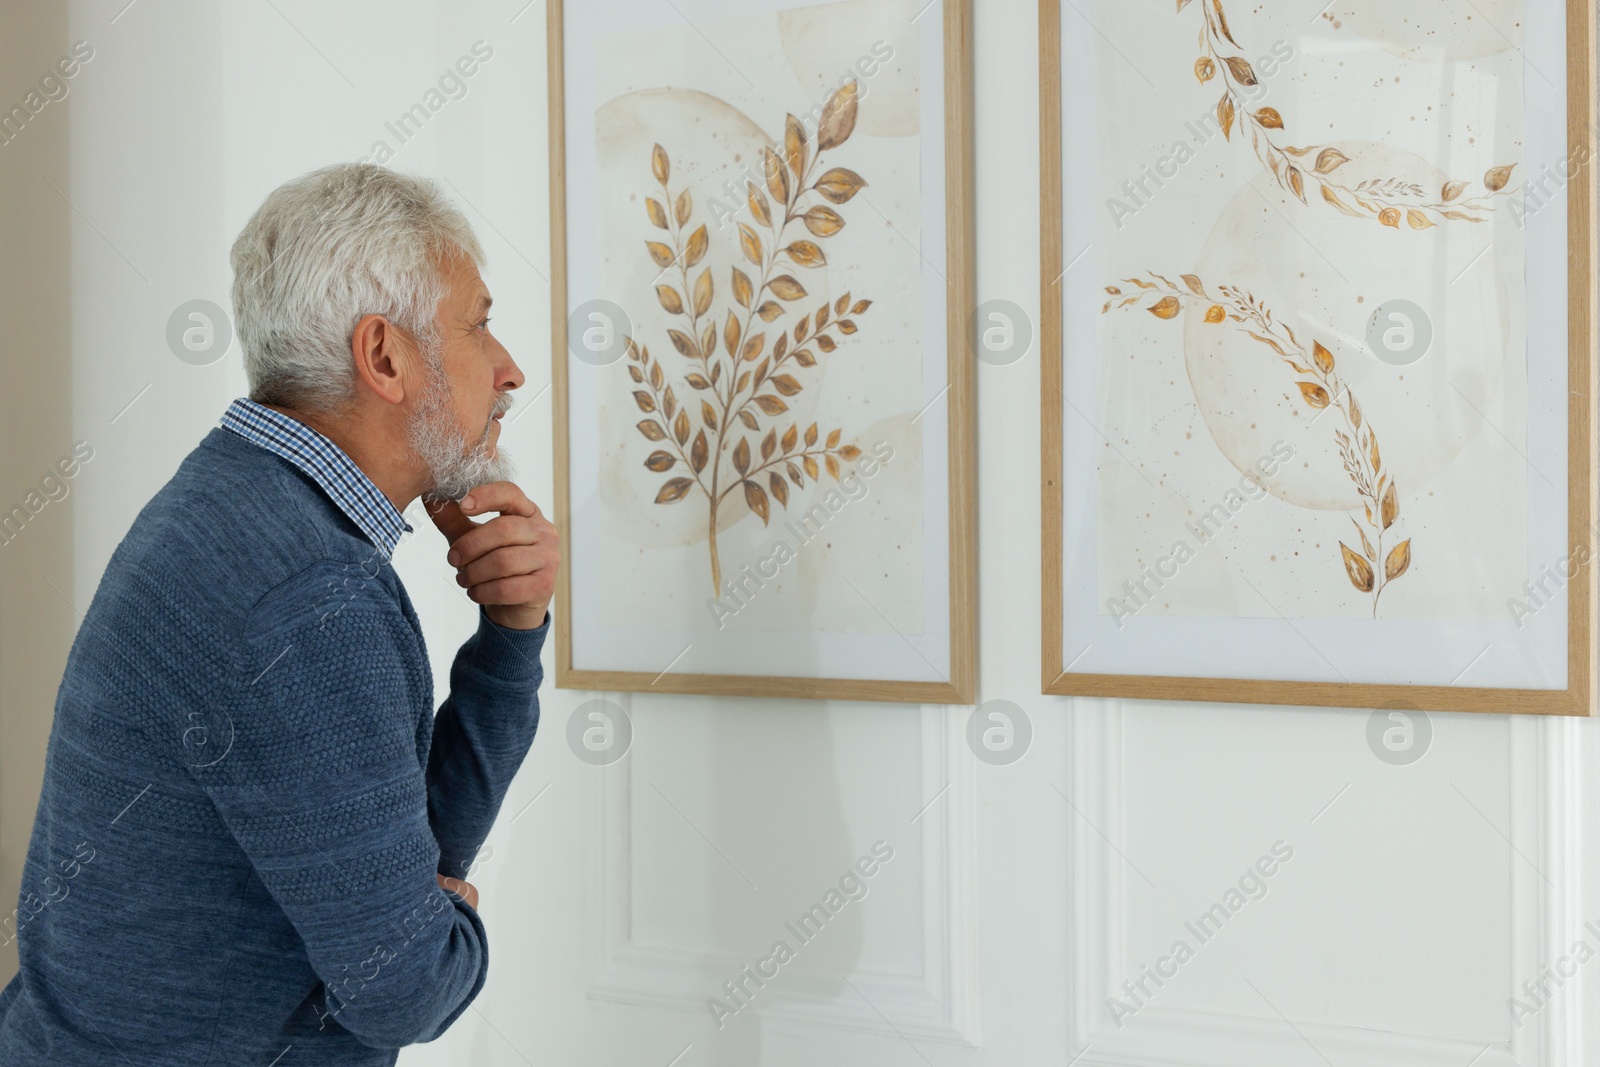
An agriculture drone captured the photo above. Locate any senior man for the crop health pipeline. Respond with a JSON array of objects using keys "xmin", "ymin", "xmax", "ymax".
[{"xmin": 0, "ymin": 163, "xmax": 557, "ymax": 1064}]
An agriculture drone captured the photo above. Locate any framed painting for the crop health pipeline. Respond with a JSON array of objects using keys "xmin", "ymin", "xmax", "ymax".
[
  {"xmin": 1041, "ymin": 0, "xmax": 1597, "ymax": 712},
  {"xmin": 550, "ymin": 0, "xmax": 975, "ymax": 703}
]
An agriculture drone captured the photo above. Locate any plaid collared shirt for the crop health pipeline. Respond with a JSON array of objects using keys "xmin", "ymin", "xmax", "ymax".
[{"xmin": 218, "ymin": 396, "xmax": 412, "ymax": 559}]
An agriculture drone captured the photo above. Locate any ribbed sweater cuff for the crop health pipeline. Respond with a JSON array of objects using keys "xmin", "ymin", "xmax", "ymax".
[{"xmin": 466, "ymin": 603, "xmax": 550, "ymax": 683}]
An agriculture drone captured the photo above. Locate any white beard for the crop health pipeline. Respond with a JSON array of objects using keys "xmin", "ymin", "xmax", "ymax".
[{"xmin": 409, "ymin": 350, "xmax": 516, "ymax": 504}]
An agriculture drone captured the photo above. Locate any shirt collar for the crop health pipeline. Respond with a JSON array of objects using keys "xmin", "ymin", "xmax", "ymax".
[{"xmin": 218, "ymin": 396, "xmax": 412, "ymax": 559}]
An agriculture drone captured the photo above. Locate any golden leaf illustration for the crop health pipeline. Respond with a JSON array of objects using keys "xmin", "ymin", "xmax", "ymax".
[
  {"xmin": 851, "ymin": 299, "xmax": 871, "ymax": 314},
  {"xmin": 769, "ymin": 471, "xmax": 789, "ymax": 508},
  {"xmin": 1195, "ymin": 57, "xmax": 1215, "ymax": 83},
  {"xmin": 835, "ymin": 292, "xmax": 851, "ymax": 314},
  {"xmin": 1180, "ymin": 274, "xmax": 1206, "ymax": 295},
  {"xmin": 646, "ymin": 198, "xmax": 668, "ymax": 229},
  {"xmin": 793, "ymin": 347, "xmax": 816, "ymax": 367},
  {"xmin": 1224, "ymin": 56, "xmax": 1257, "ymax": 86},
  {"xmin": 651, "ymin": 144, "xmax": 670, "ymax": 185},
  {"xmin": 1255, "ymin": 107, "xmax": 1283, "ymax": 129},
  {"xmin": 1212, "ymin": 0, "xmax": 1239, "ymax": 45},
  {"xmin": 732, "ymin": 437, "xmax": 750, "ymax": 474},
  {"xmin": 743, "ymin": 479, "xmax": 770, "ymax": 524},
  {"xmin": 773, "ymin": 333, "xmax": 789, "ymax": 360},
  {"xmin": 1349, "ymin": 394, "xmax": 1362, "ymax": 428},
  {"xmin": 817, "ymin": 80, "xmax": 859, "ymax": 151},
  {"xmin": 1296, "ymin": 381, "xmax": 1330, "ymax": 409},
  {"xmin": 814, "ymin": 168, "xmax": 867, "ymax": 203},
  {"xmin": 1313, "ymin": 148, "xmax": 1349, "ymax": 174},
  {"xmin": 1369, "ymin": 434, "xmax": 1381, "ymax": 472},
  {"xmin": 684, "ymin": 372, "xmax": 711, "ymax": 391},
  {"xmin": 739, "ymin": 410, "xmax": 759, "ymax": 431},
  {"xmin": 1320, "ymin": 184, "xmax": 1363, "ymax": 217},
  {"xmin": 771, "ymin": 373, "xmax": 803, "ymax": 396},
  {"xmin": 786, "ymin": 240, "xmax": 827, "ymax": 267},
  {"xmin": 769, "ymin": 276, "xmax": 808, "ymax": 300},
  {"xmin": 747, "ymin": 182, "xmax": 772, "ymax": 228},
  {"xmin": 655, "ymin": 478, "xmax": 693, "ymax": 504},
  {"xmin": 723, "ymin": 311, "xmax": 740, "ymax": 357},
  {"xmin": 1441, "ymin": 180, "xmax": 1467, "ymax": 202},
  {"xmin": 803, "ymin": 206, "xmax": 845, "ymax": 237},
  {"xmin": 756, "ymin": 301, "xmax": 784, "ymax": 322},
  {"xmin": 740, "ymin": 332, "xmax": 765, "ymax": 363},
  {"xmin": 1385, "ymin": 539, "xmax": 1411, "ymax": 581},
  {"xmin": 645, "ymin": 241, "xmax": 674, "ymax": 268},
  {"xmin": 1340, "ymin": 542, "xmax": 1376, "ymax": 592},
  {"xmin": 754, "ymin": 394, "xmax": 788, "ymax": 415},
  {"xmin": 1204, "ymin": 305, "xmax": 1226, "ymax": 323},
  {"xmin": 1405, "ymin": 209, "xmax": 1435, "ymax": 230},
  {"xmin": 782, "ymin": 424, "xmax": 798, "ymax": 451},
  {"xmin": 825, "ymin": 454, "xmax": 841, "ymax": 481},
  {"xmin": 760, "ymin": 428, "xmax": 776, "ymax": 460},
  {"xmin": 815, "ymin": 334, "xmax": 837, "ymax": 353},
  {"xmin": 1380, "ymin": 481, "xmax": 1398, "ymax": 530},
  {"xmin": 732, "ymin": 268, "xmax": 752, "ymax": 309},
  {"xmin": 690, "ymin": 431, "xmax": 708, "ymax": 473},
  {"xmin": 637, "ymin": 419, "xmax": 666, "ymax": 441},
  {"xmin": 681, "ymin": 225, "xmax": 706, "ymax": 268},
  {"xmin": 826, "ymin": 428, "xmax": 842, "ymax": 448},
  {"xmin": 784, "ymin": 114, "xmax": 807, "ymax": 183},
  {"xmin": 805, "ymin": 422, "xmax": 818, "ymax": 446},
  {"xmin": 763, "ymin": 146, "xmax": 789, "ymax": 204},
  {"xmin": 1484, "ymin": 164, "xmax": 1516, "ymax": 192},
  {"xmin": 1378, "ymin": 207, "xmax": 1401, "ymax": 228},
  {"xmin": 1148, "ymin": 296, "xmax": 1181, "ymax": 319},
  {"xmin": 656, "ymin": 285, "xmax": 684, "ymax": 315},
  {"xmin": 674, "ymin": 189, "xmax": 691, "ymax": 226},
  {"xmin": 838, "ymin": 319, "xmax": 858, "ymax": 334},
  {"xmin": 645, "ymin": 450, "xmax": 676, "ymax": 472},
  {"xmin": 1312, "ymin": 341, "xmax": 1334, "ymax": 373},
  {"xmin": 1217, "ymin": 94, "xmax": 1235, "ymax": 141},
  {"xmin": 692, "ymin": 269, "xmax": 713, "ymax": 317},
  {"xmin": 674, "ymin": 409, "xmax": 690, "ymax": 445},
  {"xmin": 700, "ymin": 401, "xmax": 716, "ymax": 428},
  {"xmin": 700, "ymin": 322, "xmax": 715, "ymax": 357},
  {"xmin": 1287, "ymin": 166, "xmax": 1305, "ymax": 203},
  {"xmin": 1356, "ymin": 523, "xmax": 1375, "ymax": 561},
  {"xmin": 738, "ymin": 223, "xmax": 762, "ymax": 265},
  {"xmin": 839, "ymin": 444, "xmax": 862, "ymax": 460}
]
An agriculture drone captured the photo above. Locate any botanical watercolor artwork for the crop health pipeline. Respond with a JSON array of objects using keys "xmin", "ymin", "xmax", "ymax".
[
  {"xmin": 620, "ymin": 85, "xmax": 876, "ymax": 596},
  {"xmin": 1089, "ymin": 0, "xmax": 1528, "ymax": 621},
  {"xmin": 586, "ymin": 0, "xmax": 933, "ymax": 638}
]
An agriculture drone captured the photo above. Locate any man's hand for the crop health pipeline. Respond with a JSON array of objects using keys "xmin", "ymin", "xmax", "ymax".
[
  {"xmin": 436, "ymin": 874, "xmax": 479, "ymax": 911},
  {"xmin": 426, "ymin": 481, "xmax": 559, "ymax": 630}
]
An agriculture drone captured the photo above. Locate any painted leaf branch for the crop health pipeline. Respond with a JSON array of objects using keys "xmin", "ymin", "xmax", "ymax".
[
  {"xmin": 1106, "ymin": 274, "xmax": 1413, "ymax": 615},
  {"xmin": 623, "ymin": 81, "xmax": 873, "ymax": 595},
  {"xmin": 1179, "ymin": 0, "xmax": 1517, "ymax": 228}
]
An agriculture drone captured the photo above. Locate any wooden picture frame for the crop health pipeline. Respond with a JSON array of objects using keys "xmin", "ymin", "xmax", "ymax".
[
  {"xmin": 1040, "ymin": 0, "xmax": 1597, "ymax": 713},
  {"xmin": 550, "ymin": 0, "xmax": 976, "ymax": 704}
]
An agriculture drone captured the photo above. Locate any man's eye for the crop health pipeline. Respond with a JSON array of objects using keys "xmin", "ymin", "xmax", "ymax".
[{"xmin": 476, "ymin": 317, "xmax": 491, "ymax": 332}]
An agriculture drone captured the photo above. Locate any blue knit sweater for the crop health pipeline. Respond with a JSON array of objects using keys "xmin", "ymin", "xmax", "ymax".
[{"xmin": 0, "ymin": 423, "xmax": 548, "ymax": 1064}]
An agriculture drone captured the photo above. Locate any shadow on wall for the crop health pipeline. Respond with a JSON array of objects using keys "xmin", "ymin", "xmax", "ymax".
[{"xmin": 0, "ymin": 3, "xmax": 77, "ymax": 983}]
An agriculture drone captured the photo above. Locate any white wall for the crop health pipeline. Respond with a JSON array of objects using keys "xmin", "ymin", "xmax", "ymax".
[{"xmin": 1, "ymin": 1, "xmax": 1596, "ymax": 1064}]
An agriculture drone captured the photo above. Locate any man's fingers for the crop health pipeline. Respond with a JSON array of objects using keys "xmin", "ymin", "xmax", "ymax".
[
  {"xmin": 456, "ymin": 544, "xmax": 549, "ymax": 588},
  {"xmin": 460, "ymin": 573, "xmax": 548, "ymax": 609},
  {"xmin": 447, "ymin": 515, "xmax": 552, "ymax": 568},
  {"xmin": 425, "ymin": 497, "xmax": 480, "ymax": 544},
  {"xmin": 460, "ymin": 480, "xmax": 538, "ymax": 520}
]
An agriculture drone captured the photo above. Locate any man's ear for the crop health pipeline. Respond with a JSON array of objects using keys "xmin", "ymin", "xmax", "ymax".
[{"xmin": 350, "ymin": 313, "xmax": 410, "ymax": 406}]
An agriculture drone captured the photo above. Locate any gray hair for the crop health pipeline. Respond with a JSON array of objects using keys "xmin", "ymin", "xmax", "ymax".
[{"xmin": 229, "ymin": 163, "xmax": 485, "ymax": 415}]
